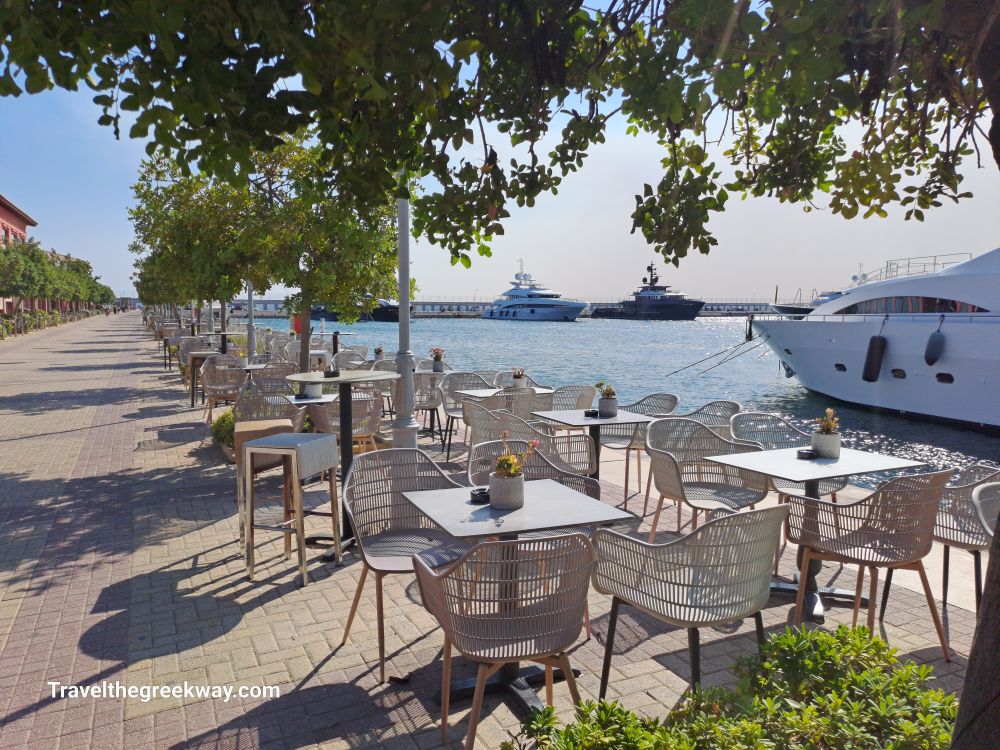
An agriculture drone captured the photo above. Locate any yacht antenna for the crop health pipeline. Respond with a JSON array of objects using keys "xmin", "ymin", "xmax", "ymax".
[{"xmin": 518, "ymin": 257, "xmax": 525, "ymax": 277}]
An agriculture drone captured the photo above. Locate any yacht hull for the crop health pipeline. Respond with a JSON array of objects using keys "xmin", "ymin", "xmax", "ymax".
[
  {"xmin": 754, "ymin": 315, "xmax": 1000, "ymax": 428},
  {"xmin": 591, "ymin": 299, "xmax": 704, "ymax": 320},
  {"xmin": 482, "ymin": 303, "xmax": 585, "ymax": 321}
]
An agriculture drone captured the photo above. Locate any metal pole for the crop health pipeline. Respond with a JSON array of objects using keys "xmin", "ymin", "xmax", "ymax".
[
  {"xmin": 246, "ymin": 281, "xmax": 256, "ymax": 360},
  {"xmin": 391, "ymin": 179, "xmax": 419, "ymax": 448}
]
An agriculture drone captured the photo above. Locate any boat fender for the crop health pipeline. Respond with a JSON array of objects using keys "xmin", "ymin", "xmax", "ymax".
[
  {"xmin": 924, "ymin": 316, "xmax": 946, "ymax": 366},
  {"xmin": 862, "ymin": 335, "xmax": 887, "ymax": 382}
]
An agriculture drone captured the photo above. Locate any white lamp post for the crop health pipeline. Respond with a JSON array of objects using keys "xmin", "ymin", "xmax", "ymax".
[{"xmin": 391, "ymin": 184, "xmax": 419, "ymax": 448}]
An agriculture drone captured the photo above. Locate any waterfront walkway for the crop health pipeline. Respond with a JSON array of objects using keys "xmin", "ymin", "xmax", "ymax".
[{"xmin": 0, "ymin": 314, "xmax": 978, "ymax": 748}]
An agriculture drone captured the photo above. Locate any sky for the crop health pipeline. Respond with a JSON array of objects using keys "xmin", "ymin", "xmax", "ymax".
[{"xmin": 1, "ymin": 86, "xmax": 997, "ymax": 303}]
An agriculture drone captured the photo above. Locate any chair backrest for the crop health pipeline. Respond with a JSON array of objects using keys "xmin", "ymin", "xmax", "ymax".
[
  {"xmin": 482, "ymin": 388, "xmax": 536, "ymax": 420},
  {"xmin": 466, "ymin": 439, "xmax": 600, "ymax": 499},
  {"xmin": 417, "ymin": 358, "xmax": 454, "ymax": 371},
  {"xmin": 599, "ymin": 392, "xmax": 679, "ymax": 445},
  {"xmin": 462, "ymin": 400, "xmax": 503, "ymax": 447},
  {"xmin": 284, "ymin": 340, "xmax": 301, "ymax": 360},
  {"xmin": 676, "ymin": 400, "xmax": 741, "ymax": 438},
  {"xmin": 248, "ymin": 352, "xmax": 288, "ymax": 365},
  {"xmin": 973, "ymin": 482, "xmax": 1000, "ymax": 538},
  {"xmin": 200, "ymin": 355, "xmax": 246, "ymax": 389},
  {"xmin": 260, "ymin": 361, "xmax": 298, "ymax": 379},
  {"xmin": 343, "ymin": 449, "xmax": 459, "ymax": 539},
  {"xmin": 312, "ymin": 389, "xmax": 382, "ymax": 437},
  {"xmin": 730, "ymin": 411, "xmax": 809, "ymax": 449},
  {"xmin": 592, "ymin": 506, "xmax": 788, "ymax": 625},
  {"xmin": 473, "ymin": 370, "xmax": 500, "ymax": 384},
  {"xmin": 413, "ymin": 373, "xmax": 444, "ymax": 408},
  {"xmin": 178, "ymin": 337, "xmax": 211, "ymax": 360},
  {"xmin": 934, "ymin": 464, "xmax": 1000, "ymax": 547},
  {"xmin": 232, "ymin": 382, "xmax": 304, "ymax": 429},
  {"xmin": 343, "ymin": 345, "xmax": 369, "ymax": 358},
  {"xmin": 494, "ymin": 372, "xmax": 548, "ymax": 389},
  {"xmin": 440, "ymin": 372, "xmax": 492, "ymax": 413},
  {"xmin": 647, "ymin": 417, "xmax": 743, "ymax": 464},
  {"xmin": 415, "ymin": 534, "xmax": 596, "ymax": 660},
  {"xmin": 333, "ymin": 350, "xmax": 367, "ymax": 369},
  {"xmin": 552, "ymin": 385, "xmax": 597, "ymax": 411}
]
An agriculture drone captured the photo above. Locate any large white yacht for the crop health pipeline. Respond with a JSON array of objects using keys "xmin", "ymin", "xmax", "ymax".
[
  {"xmin": 753, "ymin": 249, "xmax": 1000, "ymax": 428},
  {"xmin": 482, "ymin": 263, "xmax": 587, "ymax": 322}
]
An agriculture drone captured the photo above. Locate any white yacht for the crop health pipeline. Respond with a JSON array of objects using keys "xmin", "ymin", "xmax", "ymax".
[
  {"xmin": 482, "ymin": 263, "xmax": 587, "ymax": 322},
  {"xmin": 754, "ymin": 249, "xmax": 1000, "ymax": 428}
]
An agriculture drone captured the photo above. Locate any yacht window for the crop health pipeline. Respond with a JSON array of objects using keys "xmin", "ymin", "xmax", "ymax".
[
  {"xmin": 835, "ymin": 296, "xmax": 988, "ymax": 314},
  {"xmin": 783, "ymin": 348, "xmax": 792, "ymax": 355},
  {"xmin": 891, "ymin": 368, "xmax": 906, "ymax": 379},
  {"xmin": 936, "ymin": 373, "xmax": 954, "ymax": 384},
  {"xmin": 835, "ymin": 363, "xmax": 847, "ymax": 372}
]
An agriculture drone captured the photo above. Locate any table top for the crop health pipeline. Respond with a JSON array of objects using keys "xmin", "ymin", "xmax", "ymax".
[
  {"xmin": 403, "ymin": 479, "xmax": 631, "ymax": 540},
  {"xmin": 457, "ymin": 387, "xmax": 554, "ymax": 398},
  {"xmin": 705, "ymin": 446, "xmax": 924, "ymax": 483},
  {"xmin": 187, "ymin": 350, "xmax": 220, "ymax": 360},
  {"xmin": 530, "ymin": 409, "xmax": 660, "ymax": 428},
  {"xmin": 240, "ymin": 363, "xmax": 269, "ymax": 372},
  {"xmin": 286, "ymin": 370, "xmax": 398, "ymax": 385},
  {"xmin": 282, "ymin": 394, "xmax": 336, "ymax": 406}
]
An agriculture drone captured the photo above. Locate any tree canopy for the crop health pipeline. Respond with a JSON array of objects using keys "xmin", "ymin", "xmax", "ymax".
[
  {"xmin": 0, "ymin": 238, "xmax": 114, "ymax": 309},
  {"xmin": 2, "ymin": 1, "xmax": 997, "ymax": 266}
]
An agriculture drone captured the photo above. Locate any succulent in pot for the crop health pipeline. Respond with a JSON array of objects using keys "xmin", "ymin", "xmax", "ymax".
[
  {"xmin": 595, "ymin": 380, "xmax": 618, "ymax": 418},
  {"xmin": 488, "ymin": 435, "xmax": 539, "ymax": 510},
  {"xmin": 430, "ymin": 346, "xmax": 445, "ymax": 372},
  {"xmin": 811, "ymin": 407, "xmax": 841, "ymax": 458}
]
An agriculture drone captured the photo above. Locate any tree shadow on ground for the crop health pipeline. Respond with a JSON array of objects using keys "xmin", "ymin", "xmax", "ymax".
[{"xmin": 0, "ymin": 385, "xmax": 179, "ymax": 416}]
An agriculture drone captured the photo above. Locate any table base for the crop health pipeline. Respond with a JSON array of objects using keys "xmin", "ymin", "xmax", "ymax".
[
  {"xmin": 441, "ymin": 664, "xmax": 581, "ymax": 716},
  {"xmin": 769, "ymin": 580, "xmax": 868, "ymax": 623}
]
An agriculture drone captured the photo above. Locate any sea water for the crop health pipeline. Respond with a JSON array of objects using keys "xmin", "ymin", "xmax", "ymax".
[{"xmin": 255, "ymin": 316, "xmax": 1000, "ymax": 479}]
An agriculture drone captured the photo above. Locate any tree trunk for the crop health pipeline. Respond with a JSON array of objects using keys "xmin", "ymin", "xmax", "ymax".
[
  {"xmin": 952, "ymin": 508, "xmax": 1000, "ymax": 748},
  {"xmin": 297, "ymin": 299, "xmax": 312, "ymax": 374}
]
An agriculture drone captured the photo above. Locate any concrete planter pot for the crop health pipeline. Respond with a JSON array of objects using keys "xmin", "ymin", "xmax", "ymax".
[
  {"xmin": 432, "ymin": 360, "xmax": 444, "ymax": 373},
  {"xmin": 488, "ymin": 473, "xmax": 525, "ymax": 510},
  {"xmin": 598, "ymin": 398, "xmax": 619, "ymax": 418},
  {"xmin": 811, "ymin": 432, "xmax": 841, "ymax": 459},
  {"xmin": 512, "ymin": 376, "xmax": 528, "ymax": 390}
]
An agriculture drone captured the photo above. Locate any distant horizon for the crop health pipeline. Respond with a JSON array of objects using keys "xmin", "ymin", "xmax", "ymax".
[{"xmin": 2, "ymin": 87, "xmax": 997, "ymax": 302}]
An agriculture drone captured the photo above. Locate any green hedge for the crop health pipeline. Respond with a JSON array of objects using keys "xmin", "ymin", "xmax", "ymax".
[
  {"xmin": 510, "ymin": 626, "xmax": 956, "ymax": 750},
  {"xmin": 211, "ymin": 409, "xmax": 235, "ymax": 448}
]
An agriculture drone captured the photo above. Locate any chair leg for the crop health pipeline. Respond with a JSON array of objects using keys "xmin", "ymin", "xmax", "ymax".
[
  {"xmin": 647, "ymin": 496, "xmax": 666, "ymax": 543},
  {"xmin": 623, "ymin": 448, "xmax": 631, "ymax": 507},
  {"xmin": 445, "ymin": 417, "xmax": 455, "ymax": 461},
  {"xmin": 942, "ymin": 544, "xmax": 950, "ymax": 608},
  {"xmin": 376, "ymin": 572, "xmax": 387, "ymax": 683},
  {"xmin": 866, "ymin": 566, "xmax": 878, "ymax": 633},
  {"xmin": 245, "ymin": 458, "xmax": 256, "ymax": 580},
  {"xmin": 340, "ymin": 564, "xmax": 369, "ymax": 645},
  {"xmin": 329, "ymin": 473, "xmax": 341, "ymax": 564},
  {"xmin": 635, "ymin": 448, "xmax": 642, "ymax": 494},
  {"xmin": 879, "ymin": 568, "xmax": 894, "ymax": 620},
  {"xmin": 643, "ymin": 465, "xmax": 653, "ymax": 516},
  {"xmin": 544, "ymin": 664, "xmax": 554, "ymax": 706},
  {"xmin": 687, "ymin": 628, "xmax": 700, "ymax": 689},
  {"xmin": 557, "ymin": 652, "xmax": 581, "ymax": 705},
  {"xmin": 793, "ymin": 548, "xmax": 812, "ymax": 625},
  {"xmin": 440, "ymin": 639, "xmax": 452, "ymax": 743},
  {"xmin": 852, "ymin": 566, "xmax": 865, "ymax": 627},
  {"xmin": 290, "ymin": 460, "xmax": 308, "ymax": 587},
  {"xmin": 752, "ymin": 611, "xmax": 765, "ymax": 655},
  {"xmin": 583, "ymin": 602, "xmax": 592, "ymax": 640},
  {"xmin": 973, "ymin": 550, "xmax": 983, "ymax": 612},
  {"xmin": 915, "ymin": 560, "xmax": 950, "ymax": 661},
  {"xmin": 282, "ymin": 462, "xmax": 292, "ymax": 560},
  {"xmin": 465, "ymin": 663, "xmax": 490, "ymax": 750},
  {"xmin": 599, "ymin": 597, "xmax": 620, "ymax": 700}
]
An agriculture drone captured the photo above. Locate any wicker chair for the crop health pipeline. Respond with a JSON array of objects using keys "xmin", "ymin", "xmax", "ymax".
[
  {"xmin": 439, "ymin": 372, "xmax": 493, "ymax": 460},
  {"xmin": 233, "ymin": 381, "xmax": 307, "ymax": 431},
  {"xmin": 480, "ymin": 387, "xmax": 537, "ymax": 421},
  {"xmin": 785, "ymin": 469, "xmax": 954, "ymax": 659},
  {"xmin": 461, "ymin": 400, "xmax": 503, "ymax": 452},
  {"xmin": 592, "ymin": 506, "xmax": 787, "ymax": 691},
  {"xmin": 498, "ymin": 411, "xmax": 597, "ymax": 476},
  {"xmin": 343, "ymin": 344, "xmax": 369, "ymax": 358},
  {"xmin": 881, "ymin": 464, "xmax": 1000, "ymax": 615},
  {"xmin": 247, "ymin": 353, "xmax": 288, "ymax": 365},
  {"xmin": 645, "ymin": 418, "xmax": 769, "ymax": 540},
  {"xmin": 415, "ymin": 534, "xmax": 595, "ymax": 749},
  {"xmin": 551, "ymin": 385, "xmax": 597, "ymax": 411},
  {"xmin": 200, "ymin": 355, "xmax": 247, "ymax": 422},
  {"xmin": 494, "ymin": 371, "xmax": 549, "ymax": 389},
  {"xmin": 341, "ymin": 449, "xmax": 470, "ymax": 682},
  {"xmin": 673, "ymin": 400, "xmax": 741, "ymax": 439},
  {"xmin": 414, "ymin": 372, "xmax": 445, "ymax": 438},
  {"xmin": 473, "ymin": 370, "xmax": 500, "ymax": 385},
  {"xmin": 973, "ymin": 482, "xmax": 1000, "ymax": 537},
  {"xmin": 333, "ymin": 350, "xmax": 368, "ymax": 370},
  {"xmin": 417, "ymin": 358, "xmax": 454, "ymax": 371},
  {"xmin": 466, "ymin": 440, "xmax": 601, "ymax": 501},
  {"xmin": 598, "ymin": 393, "xmax": 679, "ymax": 505},
  {"xmin": 309, "ymin": 389, "xmax": 382, "ymax": 453},
  {"xmin": 284, "ymin": 340, "xmax": 302, "ymax": 363},
  {"xmin": 178, "ymin": 337, "xmax": 212, "ymax": 384},
  {"xmin": 260, "ymin": 361, "xmax": 298, "ymax": 380}
]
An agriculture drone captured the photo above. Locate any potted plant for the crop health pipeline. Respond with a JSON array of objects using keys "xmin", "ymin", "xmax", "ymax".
[
  {"xmin": 595, "ymin": 380, "xmax": 618, "ymax": 417},
  {"xmin": 374, "ymin": 345, "xmax": 384, "ymax": 361},
  {"xmin": 511, "ymin": 366, "xmax": 527, "ymax": 389},
  {"xmin": 811, "ymin": 407, "xmax": 841, "ymax": 458},
  {"xmin": 488, "ymin": 436, "xmax": 538, "ymax": 510},
  {"xmin": 430, "ymin": 346, "xmax": 445, "ymax": 372}
]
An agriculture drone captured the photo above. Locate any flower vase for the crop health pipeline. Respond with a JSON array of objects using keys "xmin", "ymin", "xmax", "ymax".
[
  {"xmin": 488, "ymin": 473, "xmax": 525, "ymax": 510},
  {"xmin": 598, "ymin": 397, "xmax": 618, "ymax": 418},
  {"xmin": 432, "ymin": 359, "xmax": 444, "ymax": 373},
  {"xmin": 512, "ymin": 376, "xmax": 527, "ymax": 390},
  {"xmin": 811, "ymin": 432, "xmax": 841, "ymax": 459}
]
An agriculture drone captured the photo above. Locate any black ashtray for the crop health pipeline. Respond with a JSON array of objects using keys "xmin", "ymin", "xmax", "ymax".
[
  {"xmin": 796, "ymin": 448, "xmax": 818, "ymax": 460},
  {"xmin": 583, "ymin": 409, "xmax": 599, "ymax": 418},
  {"xmin": 470, "ymin": 487, "xmax": 490, "ymax": 504},
  {"xmin": 294, "ymin": 392, "xmax": 309, "ymax": 400},
  {"xmin": 323, "ymin": 369, "xmax": 340, "ymax": 378}
]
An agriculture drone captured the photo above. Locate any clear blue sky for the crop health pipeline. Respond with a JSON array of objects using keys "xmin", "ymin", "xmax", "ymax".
[{"xmin": 2, "ymin": 86, "xmax": 997, "ymax": 302}]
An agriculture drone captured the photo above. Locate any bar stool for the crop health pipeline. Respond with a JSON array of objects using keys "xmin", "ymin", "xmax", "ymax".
[
  {"xmin": 234, "ymin": 418, "xmax": 294, "ymax": 548},
  {"xmin": 242, "ymin": 432, "xmax": 341, "ymax": 586}
]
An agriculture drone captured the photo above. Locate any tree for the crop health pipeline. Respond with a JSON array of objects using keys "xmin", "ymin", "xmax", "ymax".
[
  {"xmin": 0, "ymin": 238, "xmax": 48, "ymax": 314},
  {"xmin": 1, "ymin": 1, "xmax": 997, "ymax": 265}
]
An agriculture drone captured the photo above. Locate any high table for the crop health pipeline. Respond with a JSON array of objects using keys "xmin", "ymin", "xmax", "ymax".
[
  {"xmin": 705, "ymin": 446, "xmax": 923, "ymax": 622},
  {"xmin": 403, "ymin": 479, "xmax": 631, "ymax": 714},
  {"xmin": 310, "ymin": 330, "xmax": 355, "ymax": 354},
  {"xmin": 187, "ymin": 350, "xmax": 221, "ymax": 407},
  {"xmin": 286, "ymin": 370, "xmax": 399, "ymax": 559},
  {"xmin": 529, "ymin": 409, "xmax": 659, "ymax": 479}
]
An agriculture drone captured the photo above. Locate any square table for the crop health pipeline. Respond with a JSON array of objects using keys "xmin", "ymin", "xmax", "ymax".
[
  {"xmin": 403, "ymin": 479, "xmax": 631, "ymax": 713},
  {"xmin": 530, "ymin": 409, "xmax": 659, "ymax": 479},
  {"xmin": 705, "ymin": 447, "xmax": 924, "ymax": 621},
  {"xmin": 456, "ymin": 387, "xmax": 554, "ymax": 399}
]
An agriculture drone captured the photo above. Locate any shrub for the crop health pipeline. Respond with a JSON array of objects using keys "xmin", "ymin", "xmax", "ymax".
[
  {"xmin": 508, "ymin": 626, "xmax": 956, "ymax": 750},
  {"xmin": 211, "ymin": 409, "xmax": 235, "ymax": 448}
]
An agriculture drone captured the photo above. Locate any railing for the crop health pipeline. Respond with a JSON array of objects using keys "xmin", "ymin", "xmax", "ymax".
[{"xmin": 848, "ymin": 253, "xmax": 972, "ymax": 287}]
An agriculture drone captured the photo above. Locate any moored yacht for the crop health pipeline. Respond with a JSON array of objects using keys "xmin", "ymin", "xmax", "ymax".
[
  {"xmin": 591, "ymin": 262, "xmax": 704, "ymax": 320},
  {"xmin": 482, "ymin": 263, "xmax": 587, "ymax": 321},
  {"xmin": 754, "ymin": 250, "xmax": 1000, "ymax": 427}
]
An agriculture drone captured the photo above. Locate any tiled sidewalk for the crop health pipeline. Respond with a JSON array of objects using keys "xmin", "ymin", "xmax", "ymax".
[{"xmin": 0, "ymin": 315, "xmax": 975, "ymax": 749}]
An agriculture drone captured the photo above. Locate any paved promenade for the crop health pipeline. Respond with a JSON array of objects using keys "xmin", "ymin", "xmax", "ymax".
[{"xmin": 0, "ymin": 314, "xmax": 978, "ymax": 748}]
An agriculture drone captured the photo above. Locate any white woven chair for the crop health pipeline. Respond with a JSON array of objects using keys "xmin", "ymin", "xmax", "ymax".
[
  {"xmin": 341, "ymin": 449, "xmax": 470, "ymax": 683},
  {"xmin": 438, "ymin": 372, "xmax": 493, "ymax": 460},
  {"xmin": 673, "ymin": 400, "xmax": 741, "ymax": 439},
  {"xmin": 200, "ymin": 354, "xmax": 247, "ymax": 422},
  {"xmin": 415, "ymin": 534, "xmax": 594, "ymax": 749},
  {"xmin": 414, "ymin": 372, "xmax": 445, "ymax": 438},
  {"xmin": 333, "ymin": 350, "xmax": 368, "ymax": 370},
  {"xmin": 480, "ymin": 387, "xmax": 537, "ymax": 421},
  {"xmin": 461, "ymin": 400, "xmax": 504, "ymax": 452},
  {"xmin": 466, "ymin": 440, "xmax": 601, "ymax": 502},
  {"xmin": 247, "ymin": 352, "xmax": 288, "ymax": 365},
  {"xmin": 343, "ymin": 344, "xmax": 369, "ymax": 358},
  {"xmin": 371, "ymin": 359, "xmax": 399, "ymax": 413},
  {"xmin": 973, "ymin": 482, "xmax": 1000, "ymax": 537},
  {"xmin": 498, "ymin": 411, "xmax": 597, "ymax": 476},
  {"xmin": 598, "ymin": 393, "xmax": 678, "ymax": 505},
  {"xmin": 284, "ymin": 340, "xmax": 301, "ymax": 363},
  {"xmin": 473, "ymin": 369, "xmax": 500, "ymax": 385},
  {"xmin": 786, "ymin": 470, "xmax": 953, "ymax": 659},
  {"xmin": 551, "ymin": 384, "xmax": 597, "ymax": 411},
  {"xmin": 417, "ymin": 358, "xmax": 454, "ymax": 371},
  {"xmin": 309, "ymin": 389, "xmax": 382, "ymax": 453},
  {"xmin": 592, "ymin": 506, "xmax": 787, "ymax": 691},
  {"xmin": 645, "ymin": 417, "xmax": 769, "ymax": 539},
  {"xmin": 494, "ymin": 371, "xmax": 549, "ymax": 389}
]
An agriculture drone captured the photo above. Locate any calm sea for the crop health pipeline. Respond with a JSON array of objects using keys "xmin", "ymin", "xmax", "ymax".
[{"xmin": 256, "ymin": 316, "xmax": 1000, "ymax": 479}]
